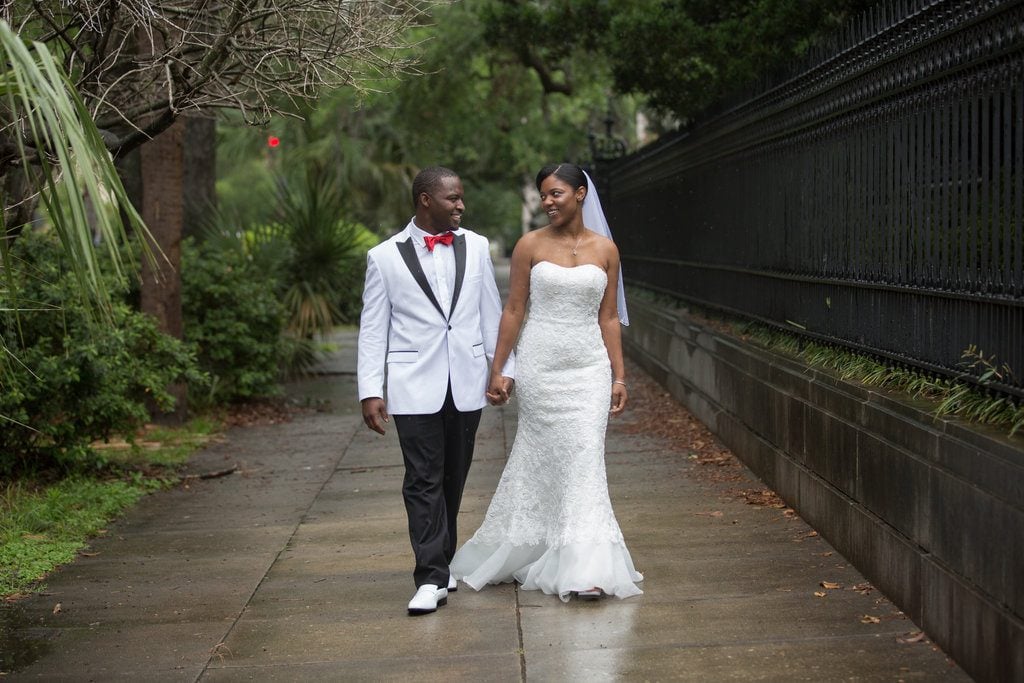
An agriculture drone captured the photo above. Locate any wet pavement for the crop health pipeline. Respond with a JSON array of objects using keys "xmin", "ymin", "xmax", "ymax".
[{"xmin": 1, "ymin": 281, "xmax": 971, "ymax": 680}]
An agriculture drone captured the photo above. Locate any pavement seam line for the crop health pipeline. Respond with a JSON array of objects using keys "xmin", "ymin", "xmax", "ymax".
[
  {"xmin": 501, "ymin": 405, "xmax": 528, "ymax": 683},
  {"xmin": 514, "ymin": 583, "xmax": 527, "ymax": 682},
  {"xmin": 194, "ymin": 417, "xmax": 360, "ymax": 681}
]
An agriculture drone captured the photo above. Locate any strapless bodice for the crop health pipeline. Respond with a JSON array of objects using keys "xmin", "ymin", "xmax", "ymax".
[{"xmin": 526, "ymin": 261, "xmax": 606, "ymax": 325}]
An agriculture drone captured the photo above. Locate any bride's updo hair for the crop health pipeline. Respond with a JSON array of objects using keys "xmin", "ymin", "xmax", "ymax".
[{"xmin": 535, "ymin": 163, "xmax": 588, "ymax": 194}]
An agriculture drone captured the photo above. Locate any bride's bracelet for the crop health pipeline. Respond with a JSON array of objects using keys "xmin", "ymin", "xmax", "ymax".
[{"xmin": 613, "ymin": 379, "xmax": 627, "ymax": 388}]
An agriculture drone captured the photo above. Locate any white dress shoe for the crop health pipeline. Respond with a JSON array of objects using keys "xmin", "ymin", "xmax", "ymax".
[
  {"xmin": 448, "ymin": 575, "xmax": 458, "ymax": 592},
  {"xmin": 408, "ymin": 584, "xmax": 448, "ymax": 615}
]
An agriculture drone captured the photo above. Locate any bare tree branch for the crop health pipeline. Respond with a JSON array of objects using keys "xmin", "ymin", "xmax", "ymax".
[{"xmin": 5, "ymin": 0, "xmax": 439, "ymax": 157}]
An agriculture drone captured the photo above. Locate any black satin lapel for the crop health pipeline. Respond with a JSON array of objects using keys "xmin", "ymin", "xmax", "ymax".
[
  {"xmin": 449, "ymin": 234, "xmax": 467, "ymax": 318},
  {"xmin": 396, "ymin": 238, "xmax": 445, "ymax": 319}
]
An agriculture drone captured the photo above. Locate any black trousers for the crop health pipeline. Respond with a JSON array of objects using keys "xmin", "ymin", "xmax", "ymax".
[{"xmin": 393, "ymin": 385, "xmax": 481, "ymax": 588}]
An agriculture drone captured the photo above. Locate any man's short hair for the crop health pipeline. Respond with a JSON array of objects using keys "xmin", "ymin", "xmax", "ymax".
[{"xmin": 412, "ymin": 166, "xmax": 459, "ymax": 208}]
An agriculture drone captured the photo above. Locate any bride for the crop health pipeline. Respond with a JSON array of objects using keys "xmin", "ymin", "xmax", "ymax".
[{"xmin": 450, "ymin": 163, "xmax": 643, "ymax": 602}]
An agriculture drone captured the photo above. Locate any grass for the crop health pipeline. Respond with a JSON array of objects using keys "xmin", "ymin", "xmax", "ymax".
[
  {"xmin": 0, "ymin": 478, "xmax": 152, "ymax": 596},
  {"xmin": 0, "ymin": 417, "xmax": 220, "ymax": 599},
  {"xmin": 739, "ymin": 323, "xmax": 1024, "ymax": 436},
  {"xmin": 631, "ymin": 289, "xmax": 1024, "ymax": 437},
  {"xmin": 98, "ymin": 416, "xmax": 221, "ymax": 469}
]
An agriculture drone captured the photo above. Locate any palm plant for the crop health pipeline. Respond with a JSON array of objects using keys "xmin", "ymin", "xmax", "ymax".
[
  {"xmin": 271, "ymin": 166, "xmax": 372, "ymax": 338},
  {"xmin": 0, "ymin": 21, "xmax": 150, "ymax": 319},
  {"xmin": 215, "ymin": 89, "xmax": 419, "ymax": 237},
  {"xmin": 204, "ymin": 164, "xmax": 374, "ymax": 337},
  {"xmin": 1, "ymin": 20, "xmax": 158, "ymax": 419}
]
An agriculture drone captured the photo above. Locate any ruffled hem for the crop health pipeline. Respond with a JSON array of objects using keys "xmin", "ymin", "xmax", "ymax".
[{"xmin": 451, "ymin": 540, "xmax": 644, "ymax": 603}]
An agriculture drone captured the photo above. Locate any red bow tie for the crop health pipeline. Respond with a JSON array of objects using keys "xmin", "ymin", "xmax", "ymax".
[{"xmin": 424, "ymin": 231, "xmax": 455, "ymax": 251}]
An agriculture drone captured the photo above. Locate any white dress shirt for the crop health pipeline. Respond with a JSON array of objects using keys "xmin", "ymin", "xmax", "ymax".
[{"xmin": 409, "ymin": 221, "xmax": 457, "ymax": 315}]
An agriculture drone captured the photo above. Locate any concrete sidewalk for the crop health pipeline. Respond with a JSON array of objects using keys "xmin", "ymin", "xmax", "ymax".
[{"xmin": 2, "ymin": 329, "xmax": 969, "ymax": 680}]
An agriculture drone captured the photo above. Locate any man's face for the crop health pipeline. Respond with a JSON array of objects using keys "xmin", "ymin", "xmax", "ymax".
[{"xmin": 422, "ymin": 176, "xmax": 465, "ymax": 232}]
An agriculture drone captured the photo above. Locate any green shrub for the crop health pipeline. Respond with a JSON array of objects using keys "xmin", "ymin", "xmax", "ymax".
[
  {"xmin": 181, "ymin": 238, "xmax": 286, "ymax": 403},
  {"xmin": 0, "ymin": 231, "xmax": 203, "ymax": 476}
]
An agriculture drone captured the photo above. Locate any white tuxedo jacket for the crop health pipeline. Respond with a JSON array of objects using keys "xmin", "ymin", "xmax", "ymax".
[{"xmin": 357, "ymin": 222, "xmax": 513, "ymax": 415}]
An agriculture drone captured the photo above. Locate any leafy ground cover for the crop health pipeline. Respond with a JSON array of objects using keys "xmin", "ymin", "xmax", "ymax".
[{"xmin": 634, "ymin": 290, "xmax": 1024, "ymax": 437}]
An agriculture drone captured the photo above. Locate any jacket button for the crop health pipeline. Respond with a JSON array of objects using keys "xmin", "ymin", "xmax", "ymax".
[{"xmin": 448, "ymin": 325, "xmax": 452, "ymax": 331}]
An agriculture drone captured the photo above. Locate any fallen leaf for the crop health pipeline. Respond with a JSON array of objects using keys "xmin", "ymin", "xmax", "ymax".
[
  {"xmin": 694, "ymin": 511, "xmax": 724, "ymax": 517},
  {"xmin": 52, "ymin": 603, "xmax": 62, "ymax": 614},
  {"xmin": 852, "ymin": 582, "xmax": 874, "ymax": 595},
  {"xmin": 896, "ymin": 631, "xmax": 927, "ymax": 644},
  {"xmin": 209, "ymin": 641, "xmax": 233, "ymax": 662},
  {"xmin": 739, "ymin": 489, "xmax": 787, "ymax": 508},
  {"xmin": 814, "ymin": 591, "xmax": 827, "ymax": 597},
  {"xmin": 80, "ymin": 551, "xmax": 100, "ymax": 557},
  {"xmin": 861, "ymin": 615, "xmax": 881, "ymax": 624},
  {"xmin": 820, "ymin": 581, "xmax": 842, "ymax": 590}
]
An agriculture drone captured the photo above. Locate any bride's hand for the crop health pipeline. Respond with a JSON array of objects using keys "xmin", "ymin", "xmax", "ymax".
[
  {"xmin": 610, "ymin": 383, "xmax": 627, "ymax": 415},
  {"xmin": 487, "ymin": 374, "xmax": 512, "ymax": 405}
]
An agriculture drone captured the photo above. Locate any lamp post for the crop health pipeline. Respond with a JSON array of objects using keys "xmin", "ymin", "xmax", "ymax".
[{"xmin": 587, "ymin": 110, "xmax": 627, "ymax": 170}]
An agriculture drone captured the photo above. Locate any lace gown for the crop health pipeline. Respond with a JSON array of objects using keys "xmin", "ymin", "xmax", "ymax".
[{"xmin": 451, "ymin": 261, "xmax": 643, "ymax": 601}]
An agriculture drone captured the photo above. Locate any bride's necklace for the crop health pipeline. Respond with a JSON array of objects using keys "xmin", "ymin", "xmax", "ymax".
[{"xmin": 570, "ymin": 231, "xmax": 584, "ymax": 256}]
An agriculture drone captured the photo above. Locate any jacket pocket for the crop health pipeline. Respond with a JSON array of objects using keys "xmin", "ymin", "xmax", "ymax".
[
  {"xmin": 472, "ymin": 342, "xmax": 485, "ymax": 358},
  {"xmin": 387, "ymin": 350, "xmax": 418, "ymax": 363}
]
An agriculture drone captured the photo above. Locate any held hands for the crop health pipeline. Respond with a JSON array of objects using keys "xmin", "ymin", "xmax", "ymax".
[
  {"xmin": 361, "ymin": 397, "xmax": 389, "ymax": 435},
  {"xmin": 486, "ymin": 374, "xmax": 515, "ymax": 405},
  {"xmin": 610, "ymin": 382, "xmax": 627, "ymax": 416}
]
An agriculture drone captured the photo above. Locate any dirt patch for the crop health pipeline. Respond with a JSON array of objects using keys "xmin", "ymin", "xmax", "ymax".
[{"xmin": 220, "ymin": 399, "xmax": 306, "ymax": 427}]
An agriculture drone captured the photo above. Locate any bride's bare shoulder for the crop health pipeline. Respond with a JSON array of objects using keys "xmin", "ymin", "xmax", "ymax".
[
  {"xmin": 585, "ymin": 229, "xmax": 615, "ymax": 246},
  {"xmin": 510, "ymin": 230, "xmax": 542, "ymax": 266},
  {"xmin": 513, "ymin": 228, "xmax": 551, "ymax": 255},
  {"xmin": 588, "ymin": 231, "xmax": 618, "ymax": 256},
  {"xmin": 513, "ymin": 229, "xmax": 543, "ymax": 252}
]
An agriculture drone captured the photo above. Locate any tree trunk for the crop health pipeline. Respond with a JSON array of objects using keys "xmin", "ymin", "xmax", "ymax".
[
  {"xmin": 139, "ymin": 118, "xmax": 188, "ymax": 422},
  {"xmin": 183, "ymin": 114, "xmax": 217, "ymax": 239},
  {"xmin": 115, "ymin": 147, "xmax": 143, "ymax": 222}
]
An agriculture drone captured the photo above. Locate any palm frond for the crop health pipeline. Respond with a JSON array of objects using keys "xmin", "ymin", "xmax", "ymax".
[{"xmin": 1, "ymin": 20, "xmax": 153, "ymax": 321}]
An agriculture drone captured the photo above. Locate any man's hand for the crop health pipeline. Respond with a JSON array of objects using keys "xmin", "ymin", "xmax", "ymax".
[
  {"xmin": 486, "ymin": 375, "xmax": 515, "ymax": 405},
  {"xmin": 361, "ymin": 397, "xmax": 389, "ymax": 434}
]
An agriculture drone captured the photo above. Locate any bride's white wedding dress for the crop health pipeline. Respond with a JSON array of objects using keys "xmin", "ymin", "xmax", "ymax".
[{"xmin": 451, "ymin": 261, "xmax": 643, "ymax": 601}]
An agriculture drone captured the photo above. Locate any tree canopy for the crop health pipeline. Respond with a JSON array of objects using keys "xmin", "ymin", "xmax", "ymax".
[
  {"xmin": 218, "ymin": 0, "xmax": 884, "ymax": 247},
  {"xmin": 479, "ymin": 0, "xmax": 878, "ymax": 122},
  {"xmin": 217, "ymin": 0, "xmax": 639, "ymax": 248}
]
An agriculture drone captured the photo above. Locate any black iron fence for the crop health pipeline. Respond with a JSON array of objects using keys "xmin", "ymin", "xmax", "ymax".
[{"xmin": 603, "ymin": 0, "xmax": 1024, "ymax": 399}]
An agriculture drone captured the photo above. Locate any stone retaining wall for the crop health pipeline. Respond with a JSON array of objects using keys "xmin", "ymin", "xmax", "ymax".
[{"xmin": 623, "ymin": 295, "xmax": 1024, "ymax": 683}]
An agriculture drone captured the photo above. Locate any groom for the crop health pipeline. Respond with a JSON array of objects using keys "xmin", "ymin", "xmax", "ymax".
[{"xmin": 357, "ymin": 166, "xmax": 513, "ymax": 615}]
